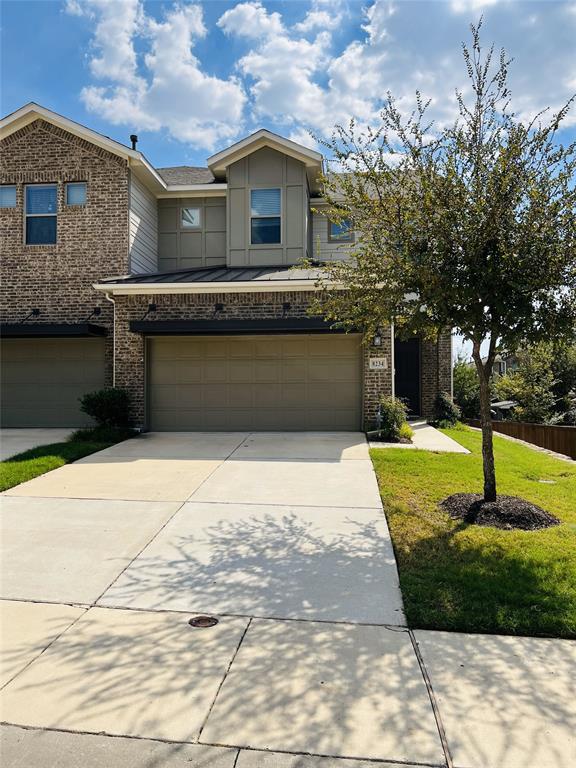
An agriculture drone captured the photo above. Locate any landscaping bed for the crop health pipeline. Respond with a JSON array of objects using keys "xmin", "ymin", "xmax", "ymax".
[{"xmin": 370, "ymin": 424, "xmax": 576, "ymax": 638}]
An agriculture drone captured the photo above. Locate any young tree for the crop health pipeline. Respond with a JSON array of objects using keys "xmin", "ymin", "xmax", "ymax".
[{"xmin": 313, "ymin": 22, "xmax": 576, "ymax": 502}]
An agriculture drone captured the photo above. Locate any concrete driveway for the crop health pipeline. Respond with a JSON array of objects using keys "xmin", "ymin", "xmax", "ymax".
[
  {"xmin": 1, "ymin": 432, "xmax": 574, "ymax": 767},
  {"xmin": 0, "ymin": 428, "xmax": 72, "ymax": 460}
]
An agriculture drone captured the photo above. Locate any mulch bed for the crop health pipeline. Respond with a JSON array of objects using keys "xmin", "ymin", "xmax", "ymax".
[{"xmin": 440, "ymin": 493, "xmax": 561, "ymax": 531}]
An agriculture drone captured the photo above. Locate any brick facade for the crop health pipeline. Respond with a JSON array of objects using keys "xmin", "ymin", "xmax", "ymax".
[
  {"xmin": 1, "ymin": 117, "xmax": 452, "ymax": 430},
  {"xmin": 0, "ymin": 119, "xmax": 130, "ymax": 384},
  {"xmin": 421, "ymin": 330, "xmax": 453, "ymax": 416}
]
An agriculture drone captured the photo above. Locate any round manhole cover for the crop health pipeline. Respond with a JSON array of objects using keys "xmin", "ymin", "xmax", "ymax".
[{"xmin": 188, "ymin": 616, "xmax": 219, "ymax": 628}]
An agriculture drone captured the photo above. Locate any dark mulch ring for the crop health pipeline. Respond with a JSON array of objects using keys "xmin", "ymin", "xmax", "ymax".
[{"xmin": 440, "ymin": 493, "xmax": 561, "ymax": 531}]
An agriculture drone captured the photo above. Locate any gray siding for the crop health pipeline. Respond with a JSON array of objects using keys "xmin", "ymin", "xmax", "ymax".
[
  {"xmin": 157, "ymin": 197, "xmax": 226, "ymax": 271},
  {"xmin": 311, "ymin": 207, "xmax": 355, "ymax": 262},
  {"xmin": 129, "ymin": 173, "xmax": 158, "ymax": 273},
  {"xmin": 227, "ymin": 147, "xmax": 308, "ymax": 267}
]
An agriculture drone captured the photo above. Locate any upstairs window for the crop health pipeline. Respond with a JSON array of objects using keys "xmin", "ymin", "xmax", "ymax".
[
  {"xmin": 0, "ymin": 185, "xmax": 16, "ymax": 208},
  {"xmin": 26, "ymin": 184, "xmax": 57, "ymax": 245},
  {"xmin": 251, "ymin": 188, "xmax": 281, "ymax": 244},
  {"xmin": 328, "ymin": 218, "xmax": 354, "ymax": 242},
  {"xmin": 66, "ymin": 182, "xmax": 87, "ymax": 206}
]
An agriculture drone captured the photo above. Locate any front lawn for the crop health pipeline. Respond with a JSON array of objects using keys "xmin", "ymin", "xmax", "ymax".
[
  {"xmin": 0, "ymin": 430, "xmax": 130, "ymax": 492},
  {"xmin": 371, "ymin": 425, "xmax": 576, "ymax": 638}
]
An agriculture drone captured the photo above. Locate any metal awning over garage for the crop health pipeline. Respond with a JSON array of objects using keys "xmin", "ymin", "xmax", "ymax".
[
  {"xmin": 131, "ymin": 318, "xmax": 346, "ymax": 335},
  {"xmin": 0, "ymin": 323, "xmax": 107, "ymax": 338}
]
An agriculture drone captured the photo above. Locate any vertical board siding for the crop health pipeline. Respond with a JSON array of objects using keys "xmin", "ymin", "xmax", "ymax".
[{"xmin": 129, "ymin": 173, "xmax": 158, "ymax": 273}]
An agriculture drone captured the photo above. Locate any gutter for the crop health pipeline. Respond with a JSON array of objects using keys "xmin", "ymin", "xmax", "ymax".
[{"xmin": 92, "ymin": 280, "xmax": 340, "ymax": 296}]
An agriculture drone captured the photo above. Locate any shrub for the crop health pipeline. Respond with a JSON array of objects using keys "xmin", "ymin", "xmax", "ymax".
[
  {"xmin": 79, "ymin": 387, "xmax": 131, "ymax": 428},
  {"xmin": 453, "ymin": 357, "xmax": 480, "ymax": 418},
  {"xmin": 70, "ymin": 425, "xmax": 136, "ymax": 444},
  {"xmin": 371, "ymin": 395, "xmax": 410, "ymax": 441},
  {"xmin": 398, "ymin": 422, "xmax": 414, "ymax": 442},
  {"xmin": 431, "ymin": 391, "xmax": 461, "ymax": 428}
]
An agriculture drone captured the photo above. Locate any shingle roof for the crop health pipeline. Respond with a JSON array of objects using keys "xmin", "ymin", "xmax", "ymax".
[
  {"xmin": 156, "ymin": 166, "xmax": 215, "ymax": 185},
  {"xmin": 100, "ymin": 266, "xmax": 323, "ymax": 285}
]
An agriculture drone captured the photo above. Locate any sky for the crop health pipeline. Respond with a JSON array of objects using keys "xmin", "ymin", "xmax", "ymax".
[{"xmin": 1, "ymin": 0, "xmax": 575, "ymax": 172}]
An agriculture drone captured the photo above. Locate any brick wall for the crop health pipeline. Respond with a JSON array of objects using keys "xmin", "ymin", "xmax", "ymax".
[
  {"xmin": 0, "ymin": 119, "xmax": 130, "ymax": 384},
  {"xmin": 421, "ymin": 329, "xmax": 453, "ymax": 416},
  {"xmin": 112, "ymin": 292, "xmax": 395, "ymax": 427}
]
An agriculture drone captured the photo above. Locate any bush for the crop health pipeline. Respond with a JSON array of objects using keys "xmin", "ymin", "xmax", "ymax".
[
  {"xmin": 453, "ymin": 357, "xmax": 480, "ymax": 418},
  {"xmin": 79, "ymin": 387, "xmax": 131, "ymax": 428},
  {"xmin": 398, "ymin": 422, "xmax": 414, "ymax": 442},
  {"xmin": 70, "ymin": 425, "xmax": 136, "ymax": 444},
  {"xmin": 370, "ymin": 395, "xmax": 410, "ymax": 441},
  {"xmin": 431, "ymin": 391, "xmax": 461, "ymax": 428}
]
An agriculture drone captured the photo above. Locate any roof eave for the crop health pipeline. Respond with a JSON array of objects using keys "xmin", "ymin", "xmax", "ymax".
[{"xmin": 93, "ymin": 280, "xmax": 331, "ymax": 296}]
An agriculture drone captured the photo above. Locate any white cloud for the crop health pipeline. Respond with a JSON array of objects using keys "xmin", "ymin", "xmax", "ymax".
[
  {"xmin": 217, "ymin": 1, "xmax": 284, "ymax": 39},
  {"xmin": 294, "ymin": 1, "xmax": 345, "ymax": 34},
  {"xmin": 68, "ymin": 1, "xmax": 246, "ymax": 150},
  {"xmin": 450, "ymin": 0, "xmax": 503, "ymax": 12}
]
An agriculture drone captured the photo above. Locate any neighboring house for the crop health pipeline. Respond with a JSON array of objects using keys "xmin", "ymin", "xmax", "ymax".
[
  {"xmin": 486, "ymin": 353, "xmax": 519, "ymax": 377},
  {"xmin": 0, "ymin": 103, "xmax": 452, "ymax": 430},
  {"xmin": 490, "ymin": 400, "xmax": 518, "ymax": 420}
]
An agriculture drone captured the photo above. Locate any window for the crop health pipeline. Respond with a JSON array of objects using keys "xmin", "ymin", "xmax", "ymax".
[
  {"xmin": 25, "ymin": 184, "xmax": 57, "ymax": 245},
  {"xmin": 250, "ymin": 188, "xmax": 281, "ymax": 244},
  {"xmin": 328, "ymin": 218, "xmax": 354, "ymax": 242},
  {"xmin": 66, "ymin": 182, "xmax": 87, "ymax": 206},
  {"xmin": 181, "ymin": 207, "xmax": 201, "ymax": 228},
  {"xmin": 0, "ymin": 185, "xmax": 16, "ymax": 208}
]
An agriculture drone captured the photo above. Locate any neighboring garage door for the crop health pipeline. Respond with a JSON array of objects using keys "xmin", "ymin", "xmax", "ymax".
[
  {"xmin": 148, "ymin": 334, "xmax": 362, "ymax": 431},
  {"xmin": 0, "ymin": 338, "xmax": 106, "ymax": 428}
]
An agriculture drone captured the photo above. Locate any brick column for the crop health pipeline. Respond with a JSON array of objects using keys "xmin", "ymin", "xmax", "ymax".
[
  {"xmin": 362, "ymin": 325, "xmax": 393, "ymax": 429},
  {"xmin": 421, "ymin": 329, "xmax": 453, "ymax": 417}
]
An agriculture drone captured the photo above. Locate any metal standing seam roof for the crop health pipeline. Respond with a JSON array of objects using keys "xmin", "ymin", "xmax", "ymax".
[
  {"xmin": 156, "ymin": 166, "xmax": 215, "ymax": 185},
  {"xmin": 99, "ymin": 266, "xmax": 324, "ymax": 285}
]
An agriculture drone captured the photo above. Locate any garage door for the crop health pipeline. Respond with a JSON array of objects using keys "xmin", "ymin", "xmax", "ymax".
[
  {"xmin": 0, "ymin": 338, "xmax": 106, "ymax": 427},
  {"xmin": 148, "ymin": 334, "xmax": 362, "ymax": 431}
]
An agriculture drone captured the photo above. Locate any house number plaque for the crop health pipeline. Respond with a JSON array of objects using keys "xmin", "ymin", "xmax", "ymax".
[{"xmin": 369, "ymin": 357, "xmax": 388, "ymax": 370}]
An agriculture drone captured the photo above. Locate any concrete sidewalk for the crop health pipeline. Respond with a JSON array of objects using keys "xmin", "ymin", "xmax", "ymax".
[
  {"xmin": 1, "ymin": 431, "xmax": 573, "ymax": 768},
  {"xmin": 0, "ymin": 428, "xmax": 72, "ymax": 461},
  {"xmin": 370, "ymin": 420, "xmax": 470, "ymax": 453}
]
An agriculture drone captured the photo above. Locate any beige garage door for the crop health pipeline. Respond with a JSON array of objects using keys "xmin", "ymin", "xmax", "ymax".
[
  {"xmin": 148, "ymin": 334, "xmax": 362, "ymax": 431},
  {"xmin": 1, "ymin": 338, "xmax": 106, "ymax": 428}
]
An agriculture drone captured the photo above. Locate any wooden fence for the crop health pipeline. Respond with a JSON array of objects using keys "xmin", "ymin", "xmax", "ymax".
[{"xmin": 465, "ymin": 419, "xmax": 576, "ymax": 460}]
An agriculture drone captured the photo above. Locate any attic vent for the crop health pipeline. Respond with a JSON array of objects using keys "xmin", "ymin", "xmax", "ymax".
[{"xmin": 130, "ymin": 134, "xmax": 138, "ymax": 150}]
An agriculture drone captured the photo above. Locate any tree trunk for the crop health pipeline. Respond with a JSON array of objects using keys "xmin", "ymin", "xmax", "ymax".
[{"xmin": 472, "ymin": 345, "xmax": 497, "ymax": 502}]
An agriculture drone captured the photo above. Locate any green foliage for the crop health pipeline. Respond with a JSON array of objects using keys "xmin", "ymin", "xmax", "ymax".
[
  {"xmin": 398, "ymin": 422, "xmax": 414, "ymax": 442},
  {"xmin": 495, "ymin": 344, "xmax": 558, "ymax": 423},
  {"xmin": 311, "ymin": 21, "xmax": 576, "ymax": 499},
  {"xmin": 453, "ymin": 356, "xmax": 481, "ymax": 418},
  {"xmin": 431, "ymin": 391, "xmax": 461, "ymax": 427},
  {"xmin": 371, "ymin": 395, "xmax": 410, "ymax": 441},
  {"xmin": 70, "ymin": 425, "xmax": 136, "ymax": 443},
  {"xmin": 79, "ymin": 387, "xmax": 131, "ymax": 428}
]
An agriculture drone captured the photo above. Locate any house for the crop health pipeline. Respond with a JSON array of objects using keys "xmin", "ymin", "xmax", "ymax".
[{"xmin": 0, "ymin": 103, "xmax": 452, "ymax": 431}]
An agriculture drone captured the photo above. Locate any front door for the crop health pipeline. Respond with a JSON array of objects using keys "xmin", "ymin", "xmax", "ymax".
[{"xmin": 394, "ymin": 338, "xmax": 421, "ymax": 416}]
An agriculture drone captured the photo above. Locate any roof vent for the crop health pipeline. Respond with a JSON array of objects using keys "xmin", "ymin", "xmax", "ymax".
[{"xmin": 130, "ymin": 134, "xmax": 138, "ymax": 151}]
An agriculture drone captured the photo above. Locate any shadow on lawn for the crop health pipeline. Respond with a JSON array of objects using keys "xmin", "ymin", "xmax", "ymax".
[{"xmin": 396, "ymin": 515, "xmax": 576, "ymax": 640}]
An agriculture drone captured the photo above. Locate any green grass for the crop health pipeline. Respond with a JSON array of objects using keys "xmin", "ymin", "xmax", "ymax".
[
  {"xmin": 370, "ymin": 424, "xmax": 576, "ymax": 638},
  {"xmin": 0, "ymin": 432, "xmax": 128, "ymax": 492}
]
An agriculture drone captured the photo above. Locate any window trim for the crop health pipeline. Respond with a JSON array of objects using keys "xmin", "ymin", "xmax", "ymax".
[
  {"xmin": 65, "ymin": 181, "xmax": 87, "ymax": 206},
  {"xmin": 250, "ymin": 186, "xmax": 282, "ymax": 246},
  {"xmin": 25, "ymin": 183, "xmax": 58, "ymax": 246},
  {"xmin": 0, "ymin": 185, "xmax": 17, "ymax": 208},
  {"xmin": 327, "ymin": 217, "xmax": 354, "ymax": 243},
  {"xmin": 180, "ymin": 205, "xmax": 202, "ymax": 229}
]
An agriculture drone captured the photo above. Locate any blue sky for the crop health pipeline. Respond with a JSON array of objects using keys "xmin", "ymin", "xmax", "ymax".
[{"xmin": 2, "ymin": 0, "xmax": 575, "ymax": 171}]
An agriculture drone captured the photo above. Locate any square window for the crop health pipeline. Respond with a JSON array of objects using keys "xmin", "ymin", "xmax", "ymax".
[
  {"xmin": 0, "ymin": 185, "xmax": 16, "ymax": 208},
  {"xmin": 181, "ymin": 207, "xmax": 201, "ymax": 228},
  {"xmin": 66, "ymin": 182, "xmax": 87, "ymax": 206},
  {"xmin": 26, "ymin": 216, "xmax": 57, "ymax": 245},
  {"xmin": 250, "ymin": 188, "xmax": 281, "ymax": 216},
  {"xmin": 329, "ymin": 219, "xmax": 354, "ymax": 242},
  {"xmin": 251, "ymin": 217, "xmax": 281, "ymax": 244}
]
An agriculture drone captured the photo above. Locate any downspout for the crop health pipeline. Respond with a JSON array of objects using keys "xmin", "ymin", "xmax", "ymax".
[
  {"xmin": 104, "ymin": 291, "xmax": 116, "ymax": 387},
  {"xmin": 390, "ymin": 322, "xmax": 395, "ymax": 399}
]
